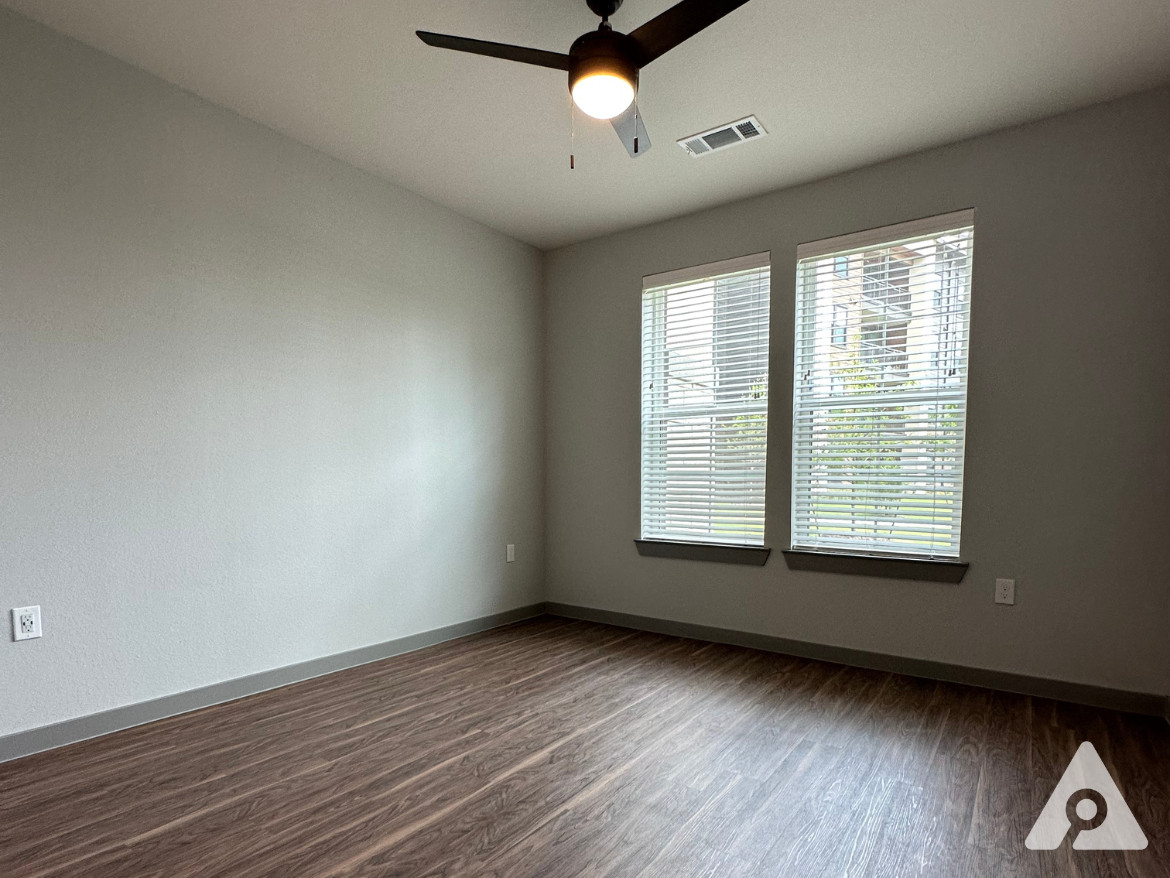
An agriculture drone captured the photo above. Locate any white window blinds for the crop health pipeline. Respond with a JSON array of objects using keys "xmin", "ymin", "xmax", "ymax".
[
  {"xmin": 641, "ymin": 253, "xmax": 771, "ymax": 546},
  {"xmin": 792, "ymin": 210, "xmax": 975, "ymax": 558}
]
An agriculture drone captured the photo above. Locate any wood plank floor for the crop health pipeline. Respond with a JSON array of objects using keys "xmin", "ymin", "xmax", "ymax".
[{"xmin": 1, "ymin": 617, "xmax": 1167, "ymax": 877}]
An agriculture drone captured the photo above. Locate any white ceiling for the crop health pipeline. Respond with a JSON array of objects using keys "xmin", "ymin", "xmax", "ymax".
[{"xmin": 5, "ymin": 0, "xmax": 1170, "ymax": 249}]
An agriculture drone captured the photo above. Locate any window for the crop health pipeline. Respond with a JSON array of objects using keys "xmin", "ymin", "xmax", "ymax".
[
  {"xmin": 831, "ymin": 304, "xmax": 848, "ymax": 347},
  {"xmin": 792, "ymin": 211, "xmax": 974, "ymax": 558},
  {"xmin": 833, "ymin": 255, "xmax": 850, "ymax": 278},
  {"xmin": 862, "ymin": 251, "xmax": 913, "ymax": 312},
  {"xmin": 934, "ymin": 241, "xmax": 965, "ymax": 377},
  {"xmin": 859, "ymin": 313, "xmax": 909, "ymax": 377},
  {"xmin": 641, "ymin": 253, "xmax": 771, "ymax": 546}
]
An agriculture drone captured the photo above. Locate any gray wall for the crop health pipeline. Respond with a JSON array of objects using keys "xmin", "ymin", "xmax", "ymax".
[
  {"xmin": 544, "ymin": 86, "xmax": 1170, "ymax": 698},
  {"xmin": 3, "ymin": 6, "xmax": 1168, "ymax": 745},
  {"xmin": 0, "ymin": 9, "xmax": 544, "ymax": 737}
]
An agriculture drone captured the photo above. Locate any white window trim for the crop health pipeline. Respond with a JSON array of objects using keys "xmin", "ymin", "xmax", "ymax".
[
  {"xmin": 643, "ymin": 251, "xmax": 771, "ymax": 289},
  {"xmin": 797, "ymin": 209, "xmax": 975, "ymax": 261}
]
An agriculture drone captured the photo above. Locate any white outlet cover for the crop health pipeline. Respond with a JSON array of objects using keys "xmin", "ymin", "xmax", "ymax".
[
  {"xmin": 13, "ymin": 605, "xmax": 42, "ymax": 641},
  {"xmin": 995, "ymin": 579, "xmax": 1016, "ymax": 605}
]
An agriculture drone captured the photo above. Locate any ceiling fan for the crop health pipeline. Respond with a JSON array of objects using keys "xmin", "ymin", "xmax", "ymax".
[{"xmin": 417, "ymin": 0, "xmax": 752, "ymax": 158}]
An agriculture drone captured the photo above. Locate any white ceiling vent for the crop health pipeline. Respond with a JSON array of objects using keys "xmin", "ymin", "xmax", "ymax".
[{"xmin": 677, "ymin": 116, "xmax": 767, "ymax": 157}]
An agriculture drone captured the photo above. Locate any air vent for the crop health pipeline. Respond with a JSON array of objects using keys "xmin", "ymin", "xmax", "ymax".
[
  {"xmin": 736, "ymin": 120, "xmax": 761, "ymax": 139},
  {"xmin": 677, "ymin": 115, "xmax": 767, "ymax": 157}
]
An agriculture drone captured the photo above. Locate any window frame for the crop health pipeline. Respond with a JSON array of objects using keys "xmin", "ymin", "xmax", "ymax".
[
  {"xmin": 639, "ymin": 252, "xmax": 772, "ymax": 558},
  {"xmin": 789, "ymin": 210, "xmax": 975, "ymax": 568}
]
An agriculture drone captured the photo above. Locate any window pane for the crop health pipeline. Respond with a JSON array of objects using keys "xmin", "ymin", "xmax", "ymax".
[
  {"xmin": 792, "ymin": 217, "xmax": 974, "ymax": 558},
  {"xmin": 642, "ymin": 256, "xmax": 771, "ymax": 546}
]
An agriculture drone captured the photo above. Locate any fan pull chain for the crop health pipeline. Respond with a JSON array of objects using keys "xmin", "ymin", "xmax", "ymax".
[
  {"xmin": 633, "ymin": 97, "xmax": 639, "ymax": 155},
  {"xmin": 570, "ymin": 92, "xmax": 576, "ymax": 170}
]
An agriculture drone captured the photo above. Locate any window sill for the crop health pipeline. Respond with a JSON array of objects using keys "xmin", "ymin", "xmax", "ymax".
[
  {"xmin": 781, "ymin": 549, "xmax": 967, "ymax": 583},
  {"xmin": 635, "ymin": 539, "xmax": 771, "ymax": 566}
]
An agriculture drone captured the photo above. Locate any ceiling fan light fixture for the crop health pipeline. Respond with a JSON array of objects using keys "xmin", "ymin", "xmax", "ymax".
[
  {"xmin": 567, "ymin": 27, "xmax": 639, "ymax": 120},
  {"xmin": 418, "ymin": 0, "xmax": 756, "ymax": 156},
  {"xmin": 571, "ymin": 72, "xmax": 635, "ymax": 119}
]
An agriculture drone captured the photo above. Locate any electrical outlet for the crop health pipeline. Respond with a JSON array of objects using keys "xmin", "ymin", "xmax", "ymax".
[
  {"xmin": 995, "ymin": 579, "xmax": 1015, "ymax": 605},
  {"xmin": 506, "ymin": 544, "xmax": 516, "ymax": 563},
  {"xmin": 12, "ymin": 606, "xmax": 42, "ymax": 641}
]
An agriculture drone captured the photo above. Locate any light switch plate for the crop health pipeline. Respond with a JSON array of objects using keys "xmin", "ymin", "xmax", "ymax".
[{"xmin": 506, "ymin": 544, "xmax": 516, "ymax": 563}]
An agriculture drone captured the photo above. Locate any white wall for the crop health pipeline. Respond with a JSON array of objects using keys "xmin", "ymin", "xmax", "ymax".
[
  {"xmin": 544, "ymin": 86, "xmax": 1170, "ymax": 698},
  {"xmin": 0, "ymin": 9, "xmax": 544, "ymax": 737}
]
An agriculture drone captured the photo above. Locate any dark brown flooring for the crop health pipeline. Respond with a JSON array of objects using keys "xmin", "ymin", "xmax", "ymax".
[{"xmin": 1, "ymin": 616, "xmax": 1167, "ymax": 877}]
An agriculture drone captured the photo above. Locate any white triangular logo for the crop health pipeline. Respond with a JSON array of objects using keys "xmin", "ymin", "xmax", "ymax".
[{"xmin": 1025, "ymin": 741, "xmax": 1148, "ymax": 850}]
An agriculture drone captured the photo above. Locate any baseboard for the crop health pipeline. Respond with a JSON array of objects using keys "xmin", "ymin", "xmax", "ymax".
[
  {"xmin": 5, "ymin": 601, "xmax": 1161, "ymax": 764},
  {"xmin": 546, "ymin": 602, "xmax": 1166, "ymax": 718},
  {"xmin": 0, "ymin": 603, "xmax": 546, "ymax": 764}
]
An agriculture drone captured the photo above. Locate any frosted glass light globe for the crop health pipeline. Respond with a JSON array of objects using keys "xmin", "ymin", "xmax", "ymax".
[{"xmin": 571, "ymin": 73, "xmax": 635, "ymax": 120}]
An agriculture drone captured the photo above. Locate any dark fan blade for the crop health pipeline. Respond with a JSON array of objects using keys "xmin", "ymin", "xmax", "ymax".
[
  {"xmin": 416, "ymin": 31, "xmax": 571, "ymax": 71},
  {"xmin": 627, "ymin": 0, "xmax": 752, "ymax": 67},
  {"xmin": 611, "ymin": 104, "xmax": 651, "ymax": 158}
]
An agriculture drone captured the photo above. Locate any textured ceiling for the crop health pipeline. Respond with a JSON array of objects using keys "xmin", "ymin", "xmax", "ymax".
[{"xmin": 4, "ymin": 0, "xmax": 1170, "ymax": 249}]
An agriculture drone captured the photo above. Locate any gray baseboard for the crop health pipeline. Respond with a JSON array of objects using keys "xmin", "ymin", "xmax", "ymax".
[
  {"xmin": 0, "ymin": 603, "xmax": 545, "ymax": 765},
  {"xmin": 546, "ymin": 602, "xmax": 1166, "ymax": 718},
  {"xmin": 5, "ymin": 601, "xmax": 1163, "ymax": 764}
]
